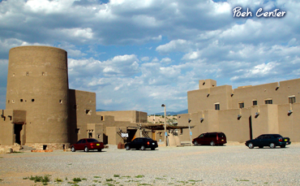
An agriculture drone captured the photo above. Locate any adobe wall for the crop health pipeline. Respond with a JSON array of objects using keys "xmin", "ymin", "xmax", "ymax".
[
  {"xmin": 218, "ymin": 108, "xmax": 251, "ymax": 142},
  {"xmin": 69, "ymin": 89, "xmax": 103, "ymax": 142},
  {"xmin": 97, "ymin": 110, "xmax": 147, "ymax": 123},
  {"xmin": 278, "ymin": 103, "xmax": 300, "ymax": 142},
  {"xmin": 188, "ymin": 85, "xmax": 232, "ymax": 113},
  {"xmin": 0, "ymin": 109, "xmax": 14, "ymax": 145},
  {"xmin": 178, "ymin": 110, "xmax": 219, "ymax": 142},
  {"xmin": 6, "ymin": 46, "xmax": 70, "ymax": 144}
]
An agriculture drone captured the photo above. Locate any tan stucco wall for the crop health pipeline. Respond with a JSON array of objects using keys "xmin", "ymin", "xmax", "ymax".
[
  {"xmin": 0, "ymin": 110, "xmax": 14, "ymax": 145},
  {"xmin": 97, "ymin": 110, "xmax": 147, "ymax": 123},
  {"xmin": 278, "ymin": 103, "xmax": 300, "ymax": 142},
  {"xmin": 69, "ymin": 89, "xmax": 104, "ymax": 143},
  {"xmin": 188, "ymin": 85, "xmax": 232, "ymax": 113},
  {"xmin": 180, "ymin": 78, "xmax": 300, "ymax": 143},
  {"xmin": 6, "ymin": 46, "xmax": 70, "ymax": 144}
]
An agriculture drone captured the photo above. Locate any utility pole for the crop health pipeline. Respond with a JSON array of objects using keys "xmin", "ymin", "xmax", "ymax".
[
  {"xmin": 162, "ymin": 104, "xmax": 167, "ymax": 146},
  {"xmin": 188, "ymin": 119, "xmax": 192, "ymax": 145}
]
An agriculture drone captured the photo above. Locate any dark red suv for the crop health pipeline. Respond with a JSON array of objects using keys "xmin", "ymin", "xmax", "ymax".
[{"xmin": 192, "ymin": 132, "xmax": 227, "ymax": 146}]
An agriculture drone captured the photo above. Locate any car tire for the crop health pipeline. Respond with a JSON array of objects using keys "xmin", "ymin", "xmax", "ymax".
[
  {"xmin": 151, "ymin": 148, "xmax": 155, "ymax": 150},
  {"xmin": 248, "ymin": 143, "xmax": 254, "ymax": 149},
  {"xmin": 259, "ymin": 146, "xmax": 263, "ymax": 148},
  {"xmin": 193, "ymin": 141, "xmax": 198, "ymax": 146},
  {"xmin": 97, "ymin": 148, "xmax": 102, "ymax": 152},
  {"xmin": 269, "ymin": 143, "xmax": 275, "ymax": 148},
  {"xmin": 84, "ymin": 146, "xmax": 89, "ymax": 152},
  {"xmin": 125, "ymin": 145, "xmax": 130, "ymax": 150},
  {"xmin": 71, "ymin": 146, "xmax": 75, "ymax": 152},
  {"xmin": 280, "ymin": 145, "xmax": 286, "ymax": 148},
  {"xmin": 210, "ymin": 141, "xmax": 215, "ymax": 146},
  {"xmin": 140, "ymin": 145, "xmax": 145, "ymax": 151}
]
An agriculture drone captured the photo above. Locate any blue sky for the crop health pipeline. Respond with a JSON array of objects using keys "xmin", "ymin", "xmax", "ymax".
[{"xmin": 0, "ymin": 0, "xmax": 299, "ymax": 114}]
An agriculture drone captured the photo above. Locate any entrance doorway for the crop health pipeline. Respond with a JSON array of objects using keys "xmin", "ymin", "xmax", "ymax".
[
  {"xmin": 14, "ymin": 124, "xmax": 23, "ymax": 145},
  {"xmin": 249, "ymin": 116, "xmax": 253, "ymax": 140},
  {"xmin": 127, "ymin": 129, "xmax": 137, "ymax": 142}
]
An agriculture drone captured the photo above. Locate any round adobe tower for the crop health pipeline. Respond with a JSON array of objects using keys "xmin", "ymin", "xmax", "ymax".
[{"xmin": 6, "ymin": 46, "xmax": 70, "ymax": 149}]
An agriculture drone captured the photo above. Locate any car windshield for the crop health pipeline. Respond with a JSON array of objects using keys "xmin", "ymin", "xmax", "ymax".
[
  {"xmin": 87, "ymin": 139, "xmax": 99, "ymax": 143},
  {"xmin": 218, "ymin": 133, "xmax": 225, "ymax": 138}
]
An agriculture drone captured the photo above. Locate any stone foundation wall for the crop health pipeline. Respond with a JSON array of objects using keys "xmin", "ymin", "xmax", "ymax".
[
  {"xmin": 0, "ymin": 143, "xmax": 21, "ymax": 154},
  {"xmin": 25, "ymin": 143, "xmax": 70, "ymax": 150}
]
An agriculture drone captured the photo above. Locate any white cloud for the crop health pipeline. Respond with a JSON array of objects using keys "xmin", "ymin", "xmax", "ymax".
[
  {"xmin": 141, "ymin": 56, "xmax": 150, "ymax": 61},
  {"xmin": 160, "ymin": 57, "xmax": 171, "ymax": 63},
  {"xmin": 1, "ymin": 0, "xmax": 300, "ymax": 113}
]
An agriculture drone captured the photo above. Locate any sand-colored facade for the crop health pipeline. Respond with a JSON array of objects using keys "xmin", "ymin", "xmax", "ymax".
[
  {"xmin": 0, "ymin": 46, "xmax": 150, "ymax": 149},
  {"xmin": 178, "ymin": 79, "xmax": 300, "ymax": 143}
]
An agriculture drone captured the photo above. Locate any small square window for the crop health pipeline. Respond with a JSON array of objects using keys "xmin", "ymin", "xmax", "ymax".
[
  {"xmin": 31, "ymin": 99, "xmax": 35, "ymax": 102},
  {"xmin": 253, "ymin": 100, "xmax": 257, "ymax": 106},
  {"xmin": 86, "ymin": 109, "xmax": 91, "ymax": 115},
  {"xmin": 239, "ymin": 102, "xmax": 244, "ymax": 108},
  {"xmin": 265, "ymin": 100, "xmax": 273, "ymax": 104},
  {"xmin": 289, "ymin": 96, "xmax": 296, "ymax": 104},
  {"xmin": 215, "ymin": 103, "xmax": 220, "ymax": 110}
]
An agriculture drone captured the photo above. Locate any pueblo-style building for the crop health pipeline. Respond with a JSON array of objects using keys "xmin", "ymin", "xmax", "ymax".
[
  {"xmin": 0, "ymin": 46, "xmax": 152, "ymax": 150},
  {"xmin": 178, "ymin": 79, "xmax": 300, "ymax": 143}
]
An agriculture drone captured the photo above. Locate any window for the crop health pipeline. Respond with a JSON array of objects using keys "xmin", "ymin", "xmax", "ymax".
[
  {"xmin": 239, "ymin": 102, "xmax": 244, "ymax": 108},
  {"xmin": 265, "ymin": 99, "xmax": 273, "ymax": 104},
  {"xmin": 253, "ymin": 100, "xmax": 257, "ymax": 106},
  {"xmin": 215, "ymin": 103, "xmax": 220, "ymax": 110},
  {"xmin": 101, "ymin": 116, "xmax": 104, "ymax": 121},
  {"xmin": 289, "ymin": 96, "xmax": 296, "ymax": 104},
  {"xmin": 86, "ymin": 109, "xmax": 92, "ymax": 115},
  {"xmin": 20, "ymin": 99, "xmax": 23, "ymax": 102},
  {"xmin": 31, "ymin": 99, "xmax": 35, "ymax": 102}
]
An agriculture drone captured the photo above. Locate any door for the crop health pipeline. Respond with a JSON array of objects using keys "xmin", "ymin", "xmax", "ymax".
[{"xmin": 14, "ymin": 124, "xmax": 23, "ymax": 145}]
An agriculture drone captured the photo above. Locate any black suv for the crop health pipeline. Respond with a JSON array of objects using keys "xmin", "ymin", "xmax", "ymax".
[
  {"xmin": 192, "ymin": 132, "xmax": 227, "ymax": 146},
  {"xmin": 125, "ymin": 138, "xmax": 158, "ymax": 150},
  {"xmin": 245, "ymin": 134, "xmax": 291, "ymax": 149}
]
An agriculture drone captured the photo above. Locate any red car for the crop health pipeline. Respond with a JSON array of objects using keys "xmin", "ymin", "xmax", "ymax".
[
  {"xmin": 192, "ymin": 132, "xmax": 227, "ymax": 146},
  {"xmin": 71, "ymin": 138, "xmax": 104, "ymax": 152}
]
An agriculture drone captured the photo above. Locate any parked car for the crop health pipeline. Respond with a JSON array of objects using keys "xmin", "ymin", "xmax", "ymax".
[
  {"xmin": 245, "ymin": 134, "xmax": 291, "ymax": 149},
  {"xmin": 192, "ymin": 132, "xmax": 227, "ymax": 146},
  {"xmin": 71, "ymin": 138, "xmax": 104, "ymax": 152},
  {"xmin": 125, "ymin": 137, "xmax": 158, "ymax": 150}
]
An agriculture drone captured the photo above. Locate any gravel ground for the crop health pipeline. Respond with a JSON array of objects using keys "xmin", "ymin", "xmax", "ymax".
[{"xmin": 0, "ymin": 143, "xmax": 300, "ymax": 186}]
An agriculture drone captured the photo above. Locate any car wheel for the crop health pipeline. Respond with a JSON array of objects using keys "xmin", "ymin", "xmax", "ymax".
[
  {"xmin": 193, "ymin": 141, "xmax": 198, "ymax": 146},
  {"xmin": 248, "ymin": 143, "xmax": 254, "ymax": 149},
  {"xmin": 269, "ymin": 143, "xmax": 275, "ymax": 148},
  {"xmin": 97, "ymin": 148, "xmax": 102, "ymax": 152},
  {"xmin": 280, "ymin": 145, "xmax": 286, "ymax": 148},
  {"xmin": 210, "ymin": 141, "xmax": 215, "ymax": 146},
  {"xmin": 71, "ymin": 146, "xmax": 75, "ymax": 152},
  {"xmin": 125, "ymin": 145, "xmax": 130, "ymax": 150},
  {"xmin": 151, "ymin": 148, "xmax": 155, "ymax": 150},
  {"xmin": 259, "ymin": 146, "xmax": 263, "ymax": 148},
  {"xmin": 84, "ymin": 146, "xmax": 89, "ymax": 152},
  {"xmin": 140, "ymin": 145, "xmax": 145, "ymax": 150}
]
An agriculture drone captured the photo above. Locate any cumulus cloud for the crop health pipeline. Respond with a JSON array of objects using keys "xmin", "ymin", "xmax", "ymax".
[{"xmin": 0, "ymin": 0, "xmax": 300, "ymax": 113}]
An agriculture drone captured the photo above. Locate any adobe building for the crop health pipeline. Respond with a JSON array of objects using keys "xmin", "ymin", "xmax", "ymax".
[
  {"xmin": 178, "ymin": 79, "xmax": 300, "ymax": 143},
  {"xmin": 0, "ymin": 46, "xmax": 150, "ymax": 149}
]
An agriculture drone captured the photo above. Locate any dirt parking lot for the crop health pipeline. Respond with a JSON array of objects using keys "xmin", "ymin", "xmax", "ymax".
[{"xmin": 0, "ymin": 143, "xmax": 299, "ymax": 186}]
